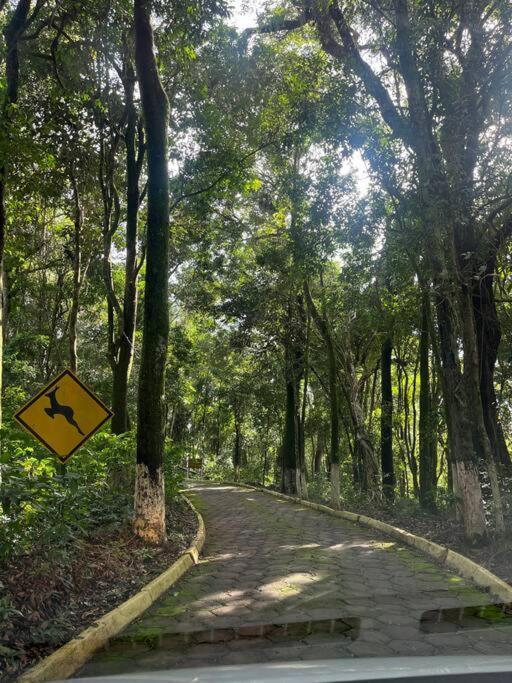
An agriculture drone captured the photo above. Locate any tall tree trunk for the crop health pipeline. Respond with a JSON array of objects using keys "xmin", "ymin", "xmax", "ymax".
[
  {"xmin": 262, "ymin": 411, "xmax": 271, "ymax": 484},
  {"xmin": 435, "ymin": 291, "xmax": 487, "ymax": 539},
  {"xmin": 299, "ymin": 310, "xmax": 310, "ymax": 478},
  {"xmin": 311, "ymin": 0, "xmax": 495, "ymax": 540},
  {"xmin": 133, "ymin": 0, "xmax": 170, "ymax": 544},
  {"xmin": 459, "ymin": 283, "xmax": 504, "ymax": 533},
  {"xmin": 282, "ymin": 366, "xmax": 298, "ymax": 495},
  {"xmin": 281, "ymin": 299, "xmax": 306, "ymax": 497},
  {"xmin": 337, "ymin": 348, "xmax": 379, "ymax": 494},
  {"xmin": 472, "ymin": 258, "xmax": 510, "ymax": 467},
  {"xmin": 233, "ymin": 409, "xmax": 242, "ymax": 482},
  {"xmin": 303, "ymin": 281, "xmax": 341, "ymax": 508},
  {"xmin": 419, "ymin": 292, "xmax": 436, "ymax": 509},
  {"xmin": 111, "ymin": 62, "xmax": 144, "ymax": 434},
  {"xmin": 380, "ymin": 336, "xmax": 394, "ymax": 501},
  {"xmin": 68, "ymin": 170, "xmax": 84, "ymax": 374},
  {"xmin": 313, "ymin": 430, "xmax": 325, "ymax": 475},
  {"xmin": 0, "ymin": 0, "xmax": 32, "ymax": 426}
]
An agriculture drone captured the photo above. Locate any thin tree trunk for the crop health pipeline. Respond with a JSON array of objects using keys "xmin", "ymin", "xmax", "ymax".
[
  {"xmin": 299, "ymin": 310, "xmax": 310, "ymax": 476},
  {"xmin": 133, "ymin": 0, "xmax": 169, "ymax": 544},
  {"xmin": 313, "ymin": 430, "xmax": 325, "ymax": 474},
  {"xmin": 419, "ymin": 291, "xmax": 436, "ymax": 509},
  {"xmin": 233, "ymin": 409, "xmax": 242, "ymax": 482},
  {"xmin": 262, "ymin": 411, "xmax": 271, "ymax": 484},
  {"xmin": 281, "ymin": 299, "xmax": 306, "ymax": 496},
  {"xmin": 282, "ymin": 366, "xmax": 298, "ymax": 494},
  {"xmin": 0, "ymin": 0, "xmax": 32, "ymax": 427},
  {"xmin": 380, "ymin": 336, "xmax": 394, "ymax": 501},
  {"xmin": 337, "ymin": 349, "xmax": 379, "ymax": 494},
  {"xmin": 68, "ymin": 170, "xmax": 84, "ymax": 374},
  {"xmin": 367, "ymin": 363, "xmax": 378, "ymax": 435},
  {"xmin": 472, "ymin": 258, "xmax": 510, "ymax": 466},
  {"xmin": 112, "ymin": 62, "xmax": 144, "ymax": 434},
  {"xmin": 303, "ymin": 281, "xmax": 341, "ymax": 508}
]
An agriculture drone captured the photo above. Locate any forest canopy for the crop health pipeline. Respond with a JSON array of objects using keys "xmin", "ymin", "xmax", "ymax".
[{"xmin": 1, "ymin": 0, "xmax": 512, "ymax": 580}]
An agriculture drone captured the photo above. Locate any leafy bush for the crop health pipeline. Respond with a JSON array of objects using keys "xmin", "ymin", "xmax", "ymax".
[
  {"xmin": 308, "ymin": 470, "xmax": 330, "ymax": 502},
  {"xmin": 163, "ymin": 439, "xmax": 185, "ymax": 497},
  {"xmin": 0, "ymin": 425, "xmax": 188, "ymax": 565},
  {"xmin": 0, "ymin": 428, "xmax": 153, "ymax": 563},
  {"xmin": 200, "ymin": 455, "xmax": 274, "ymax": 487},
  {"xmin": 202, "ymin": 458, "xmax": 233, "ymax": 482}
]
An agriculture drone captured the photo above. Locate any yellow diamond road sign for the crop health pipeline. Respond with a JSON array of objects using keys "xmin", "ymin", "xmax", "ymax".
[{"xmin": 14, "ymin": 369, "xmax": 113, "ymax": 463}]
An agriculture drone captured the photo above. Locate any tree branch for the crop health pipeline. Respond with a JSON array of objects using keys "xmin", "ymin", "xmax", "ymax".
[{"xmin": 314, "ymin": 0, "xmax": 412, "ymax": 145}]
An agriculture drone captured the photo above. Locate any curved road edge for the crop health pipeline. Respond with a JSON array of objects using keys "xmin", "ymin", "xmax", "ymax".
[
  {"xmin": 221, "ymin": 480, "xmax": 512, "ymax": 605},
  {"xmin": 17, "ymin": 493, "xmax": 205, "ymax": 683}
]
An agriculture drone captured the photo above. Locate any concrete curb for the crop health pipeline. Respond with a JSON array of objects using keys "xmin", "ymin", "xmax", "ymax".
[
  {"xmin": 225, "ymin": 480, "xmax": 512, "ymax": 604},
  {"xmin": 17, "ymin": 493, "xmax": 205, "ymax": 683}
]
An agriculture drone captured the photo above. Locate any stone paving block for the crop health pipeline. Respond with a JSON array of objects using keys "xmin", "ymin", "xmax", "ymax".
[
  {"xmin": 220, "ymin": 650, "xmax": 270, "ymax": 665},
  {"xmin": 348, "ymin": 641, "xmax": 393, "ymax": 657},
  {"xmin": 424, "ymin": 632, "xmax": 473, "ymax": 648},
  {"xmin": 227, "ymin": 637, "xmax": 272, "ymax": 651},
  {"xmin": 264, "ymin": 644, "xmax": 310, "ymax": 660},
  {"xmin": 374, "ymin": 612, "xmax": 418, "ymax": 627},
  {"xmin": 300, "ymin": 644, "xmax": 354, "ymax": 660},
  {"xmin": 77, "ymin": 483, "xmax": 504, "ymax": 678},
  {"xmin": 302, "ymin": 632, "xmax": 351, "ymax": 645},
  {"xmin": 359, "ymin": 629, "xmax": 393, "ymax": 645},
  {"xmin": 388, "ymin": 639, "xmax": 435, "ymax": 655}
]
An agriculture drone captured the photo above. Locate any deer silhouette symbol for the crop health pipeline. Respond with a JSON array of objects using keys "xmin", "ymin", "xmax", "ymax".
[{"xmin": 44, "ymin": 386, "xmax": 84, "ymax": 436}]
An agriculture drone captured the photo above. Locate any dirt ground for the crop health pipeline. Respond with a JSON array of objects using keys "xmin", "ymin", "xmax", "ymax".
[{"xmin": 0, "ymin": 496, "xmax": 197, "ymax": 682}]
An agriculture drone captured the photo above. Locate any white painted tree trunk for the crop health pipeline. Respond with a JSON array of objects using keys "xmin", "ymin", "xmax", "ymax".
[
  {"xmin": 295, "ymin": 468, "xmax": 308, "ymax": 500},
  {"xmin": 486, "ymin": 457, "xmax": 505, "ymax": 534},
  {"xmin": 330, "ymin": 462, "xmax": 340, "ymax": 510},
  {"xmin": 453, "ymin": 460, "xmax": 486, "ymax": 540},
  {"xmin": 133, "ymin": 462, "xmax": 166, "ymax": 543}
]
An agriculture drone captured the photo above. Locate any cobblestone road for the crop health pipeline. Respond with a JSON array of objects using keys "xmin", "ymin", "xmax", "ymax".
[{"xmin": 78, "ymin": 483, "xmax": 512, "ymax": 676}]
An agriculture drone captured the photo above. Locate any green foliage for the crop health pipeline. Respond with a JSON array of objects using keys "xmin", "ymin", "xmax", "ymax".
[
  {"xmin": 202, "ymin": 458, "xmax": 234, "ymax": 483},
  {"xmin": 202, "ymin": 457, "xmax": 273, "ymax": 487},
  {"xmin": 308, "ymin": 470, "xmax": 330, "ymax": 502},
  {"xmin": 0, "ymin": 429, "xmax": 137, "ymax": 564},
  {"xmin": 163, "ymin": 439, "xmax": 186, "ymax": 498},
  {"xmin": 3, "ymin": 0, "xmax": 512, "ymax": 562}
]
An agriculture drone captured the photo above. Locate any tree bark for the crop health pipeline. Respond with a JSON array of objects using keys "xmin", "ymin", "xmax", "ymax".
[
  {"xmin": 419, "ymin": 292, "xmax": 436, "ymax": 509},
  {"xmin": 303, "ymin": 280, "xmax": 341, "ymax": 508},
  {"xmin": 311, "ymin": 0, "xmax": 497, "ymax": 538},
  {"xmin": 281, "ymin": 298, "xmax": 307, "ymax": 497},
  {"xmin": 133, "ymin": 0, "xmax": 170, "ymax": 544},
  {"xmin": 68, "ymin": 169, "xmax": 85, "ymax": 374},
  {"xmin": 0, "ymin": 0, "xmax": 32, "ymax": 426},
  {"xmin": 459, "ymin": 283, "xmax": 504, "ymax": 533},
  {"xmin": 472, "ymin": 258, "xmax": 510, "ymax": 467},
  {"xmin": 336, "ymin": 347, "xmax": 379, "ymax": 494},
  {"xmin": 380, "ymin": 336, "xmax": 394, "ymax": 501},
  {"xmin": 313, "ymin": 430, "xmax": 326, "ymax": 474},
  {"xmin": 435, "ymin": 292, "xmax": 487, "ymax": 538},
  {"xmin": 233, "ymin": 409, "xmax": 242, "ymax": 482},
  {"xmin": 282, "ymin": 367, "xmax": 298, "ymax": 494},
  {"xmin": 111, "ymin": 61, "xmax": 144, "ymax": 434}
]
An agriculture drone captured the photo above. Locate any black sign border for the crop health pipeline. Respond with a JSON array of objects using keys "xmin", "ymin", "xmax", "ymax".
[{"xmin": 14, "ymin": 368, "xmax": 114, "ymax": 463}]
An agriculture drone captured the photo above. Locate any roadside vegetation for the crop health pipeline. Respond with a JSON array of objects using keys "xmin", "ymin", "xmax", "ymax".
[{"xmin": 1, "ymin": 0, "xmax": 512, "ymax": 678}]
